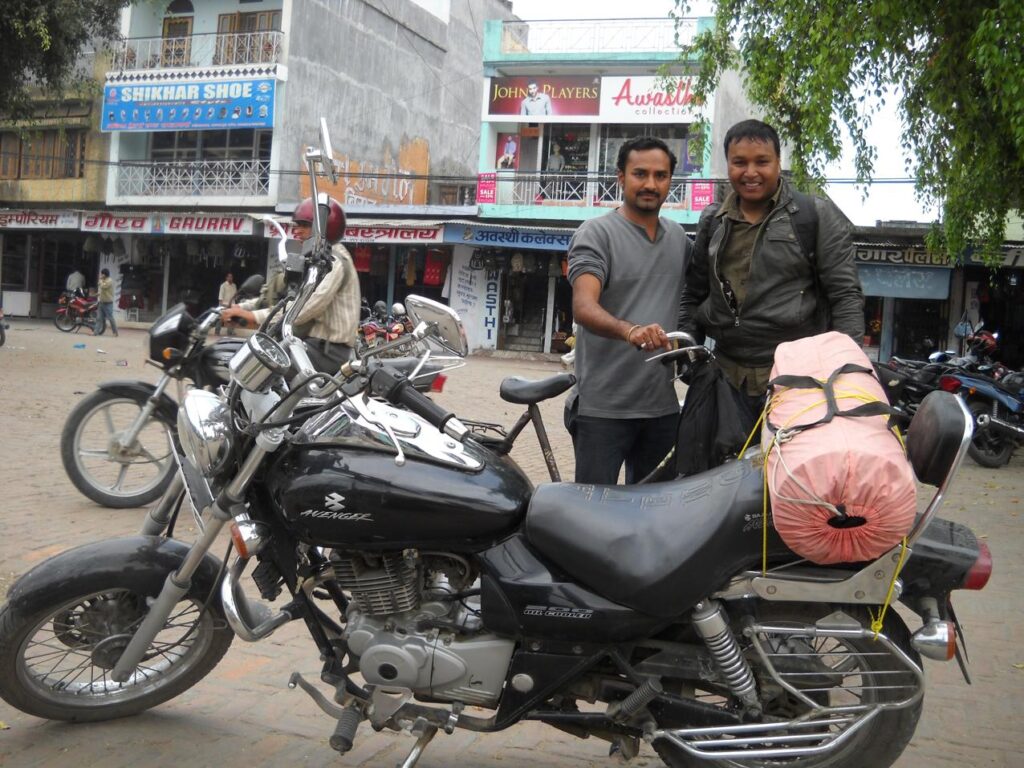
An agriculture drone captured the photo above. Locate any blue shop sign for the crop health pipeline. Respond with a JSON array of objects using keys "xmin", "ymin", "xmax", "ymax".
[
  {"xmin": 101, "ymin": 78, "xmax": 276, "ymax": 132},
  {"xmin": 857, "ymin": 263, "xmax": 951, "ymax": 300},
  {"xmin": 445, "ymin": 223, "xmax": 573, "ymax": 251}
]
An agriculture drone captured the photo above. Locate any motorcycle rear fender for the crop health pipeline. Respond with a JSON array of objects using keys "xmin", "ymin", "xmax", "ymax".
[
  {"xmin": 97, "ymin": 380, "xmax": 178, "ymax": 425},
  {"xmin": 5, "ymin": 536, "xmax": 225, "ymax": 614},
  {"xmin": 953, "ymin": 376, "xmax": 1022, "ymax": 412}
]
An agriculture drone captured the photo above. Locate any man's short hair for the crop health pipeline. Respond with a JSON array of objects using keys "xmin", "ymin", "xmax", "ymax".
[
  {"xmin": 616, "ymin": 137, "xmax": 678, "ymax": 176},
  {"xmin": 723, "ymin": 119, "xmax": 781, "ymax": 160},
  {"xmin": 100, "ymin": 268, "xmax": 110, "ymax": 277}
]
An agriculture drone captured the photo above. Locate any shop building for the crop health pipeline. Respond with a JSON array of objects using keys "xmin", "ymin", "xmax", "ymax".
[{"xmin": 2, "ymin": 0, "xmax": 515, "ymax": 322}]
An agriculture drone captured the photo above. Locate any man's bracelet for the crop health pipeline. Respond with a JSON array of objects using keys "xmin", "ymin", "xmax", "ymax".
[{"xmin": 625, "ymin": 324, "xmax": 641, "ymax": 343}]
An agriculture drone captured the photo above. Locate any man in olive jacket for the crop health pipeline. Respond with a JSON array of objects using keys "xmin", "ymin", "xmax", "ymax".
[{"xmin": 679, "ymin": 120, "xmax": 864, "ymax": 406}]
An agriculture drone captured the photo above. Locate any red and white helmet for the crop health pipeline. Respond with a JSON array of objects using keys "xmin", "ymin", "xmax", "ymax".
[
  {"xmin": 293, "ymin": 196, "xmax": 346, "ymax": 243},
  {"xmin": 967, "ymin": 330, "xmax": 998, "ymax": 357}
]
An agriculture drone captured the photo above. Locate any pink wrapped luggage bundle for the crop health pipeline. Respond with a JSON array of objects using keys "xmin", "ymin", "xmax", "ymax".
[{"xmin": 761, "ymin": 332, "xmax": 917, "ymax": 564}]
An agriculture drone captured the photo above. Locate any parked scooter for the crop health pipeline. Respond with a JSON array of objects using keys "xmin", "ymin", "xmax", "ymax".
[
  {"xmin": 0, "ymin": 122, "xmax": 991, "ymax": 768},
  {"xmin": 939, "ymin": 367, "xmax": 1024, "ymax": 467},
  {"xmin": 54, "ymin": 288, "xmax": 99, "ymax": 333}
]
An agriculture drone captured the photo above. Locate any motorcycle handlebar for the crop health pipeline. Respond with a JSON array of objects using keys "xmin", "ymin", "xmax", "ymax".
[{"xmin": 367, "ymin": 365, "xmax": 468, "ymax": 441}]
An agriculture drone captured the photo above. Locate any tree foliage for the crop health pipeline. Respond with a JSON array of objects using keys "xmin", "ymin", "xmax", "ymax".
[
  {"xmin": 675, "ymin": 0, "xmax": 1024, "ymax": 264},
  {"xmin": 0, "ymin": 0, "xmax": 127, "ymax": 122}
]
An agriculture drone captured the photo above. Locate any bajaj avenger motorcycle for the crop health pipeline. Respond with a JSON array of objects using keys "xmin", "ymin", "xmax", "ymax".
[{"xmin": 0, "ymin": 125, "xmax": 992, "ymax": 768}]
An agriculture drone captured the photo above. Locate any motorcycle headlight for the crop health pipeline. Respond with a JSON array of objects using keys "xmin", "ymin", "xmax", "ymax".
[{"xmin": 177, "ymin": 390, "xmax": 233, "ymax": 476}]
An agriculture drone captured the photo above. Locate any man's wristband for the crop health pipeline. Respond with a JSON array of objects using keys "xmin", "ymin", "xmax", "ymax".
[{"xmin": 625, "ymin": 324, "xmax": 641, "ymax": 343}]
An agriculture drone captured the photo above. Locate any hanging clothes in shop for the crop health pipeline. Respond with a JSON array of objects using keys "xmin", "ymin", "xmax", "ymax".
[
  {"xmin": 423, "ymin": 250, "xmax": 446, "ymax": 286},
  {"xmin": 405, "ymin": 250, "xmax": 418, "ymax": 286},
  {"xmin": 353, "ymin": 246, "xmax": 372, "ymax": 273}
]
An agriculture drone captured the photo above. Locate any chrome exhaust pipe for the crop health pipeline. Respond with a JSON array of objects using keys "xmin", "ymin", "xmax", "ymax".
[{"xmin": 976, "ymin": 413, "xmax": 1024, "ymax": 439}]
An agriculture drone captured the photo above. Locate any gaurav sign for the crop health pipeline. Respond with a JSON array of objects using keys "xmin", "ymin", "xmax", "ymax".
[{"xmin": 101, "ymin": 78, "xmax": 275, "ymax": 131}]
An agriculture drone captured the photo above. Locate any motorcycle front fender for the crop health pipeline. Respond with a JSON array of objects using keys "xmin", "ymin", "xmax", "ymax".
[
  {"xmin": 5, "ymin": 536, "xmax": 224, "ymax": 614},
  {"xmin": 97, "ymin": 380, "xmax": 179, "ymax": 426}
]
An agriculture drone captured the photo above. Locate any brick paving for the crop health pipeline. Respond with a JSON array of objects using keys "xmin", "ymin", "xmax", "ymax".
[{"xmin": 0, "ymin": 320, "xmax": 1021, "ymax": 767}]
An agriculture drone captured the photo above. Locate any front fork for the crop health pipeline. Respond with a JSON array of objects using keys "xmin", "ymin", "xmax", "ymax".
[
  {"xmin": 119, "ymin": 373, "xmax": 173, "ymax": 451},
  {"xmin": 112, "ymin": 430, "xmax": 281, "ymax": 682}
]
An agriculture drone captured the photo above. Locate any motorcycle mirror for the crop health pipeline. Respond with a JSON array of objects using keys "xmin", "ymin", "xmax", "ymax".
[
  {"xmin": 405, "ymin": 295, "xmax": 468, "ymax": 357},
  {"xmin": 238, "ymin": 274, "xmax": 265, "ymax": 297},
  {"xmin": 319, "ymin": 117, "xmax": 339, "ymax": 185}
]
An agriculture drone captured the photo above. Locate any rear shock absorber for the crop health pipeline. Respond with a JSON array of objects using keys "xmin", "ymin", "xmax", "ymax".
[{"xmin": 692, "ymin": 599, "xmax": 761, "ymax": 715}]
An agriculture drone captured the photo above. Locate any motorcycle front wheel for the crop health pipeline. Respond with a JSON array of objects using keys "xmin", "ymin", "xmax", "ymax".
[
  {"xmin": 967, "ymin": 400, "xmax": 1013, "ymax": 468},
  {"xmin": 61, "ymin": 390, "xmax": 177, "ymax": 508},
  {"xmin": 654, "ymin": 603, "xmax": 922, "ymax": 768},
  {"xmin": 54, "ymin": 312, "xmax": 75, "ymax": 332},
  {"xmin": 0, "ymin": 577, "xmax": 232, "ymax": 722}
]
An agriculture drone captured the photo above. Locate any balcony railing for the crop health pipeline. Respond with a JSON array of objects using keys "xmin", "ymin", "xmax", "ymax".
[
  {"xmin": 111, "ymin": 31, "xmax": 284, "ymax": 71},
  {"xmin": 495, "ymin": 173, "xmax": 694, "ymax": 209},
  {"xmin": 117, "ymin": 160, "xmax": 271, "ymax": 197},
  {"xmin": 500, "ymin": 18, "xmax": 695, "ymax": 55}
]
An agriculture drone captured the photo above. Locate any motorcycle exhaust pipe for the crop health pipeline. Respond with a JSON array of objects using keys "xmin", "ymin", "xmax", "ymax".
[{"xmin": 976, "ymin": 413, "xmax": 1024, "ymax": 439}]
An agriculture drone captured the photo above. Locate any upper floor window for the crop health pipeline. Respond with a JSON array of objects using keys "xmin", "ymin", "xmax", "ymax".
[
  {"xmin": 215, "ymin": 11, "xmax": 282, "ymax": 65},
  {"xmin": 0, "ymin": 130, "xmax": 86, "ymax": 180}
]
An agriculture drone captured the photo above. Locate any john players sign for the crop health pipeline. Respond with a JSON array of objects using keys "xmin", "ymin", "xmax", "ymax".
[{"xmin": 101, "ymin": 77, "xmax": 275, "ymax": 131}]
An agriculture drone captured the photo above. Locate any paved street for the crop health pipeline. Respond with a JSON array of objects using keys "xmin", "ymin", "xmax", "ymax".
[{"xmin": 0, "ymin": 320, "xmax": 1022, "ymax": 767}]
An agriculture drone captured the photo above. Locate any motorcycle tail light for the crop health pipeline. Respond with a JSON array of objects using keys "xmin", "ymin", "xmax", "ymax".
[
  {"xmin": 938, "ymin": 375, "xmax": 961, "ymax": 393},
  {"xmin": 962, "ymin": 539, "xmax": 992, "ymax": 590},
  {"xmin": 430, "ymin": 373, "xmax": 447, "ymax": 393}
]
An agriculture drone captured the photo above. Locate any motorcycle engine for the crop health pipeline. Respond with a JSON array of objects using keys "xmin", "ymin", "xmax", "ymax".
[{"xmin": 330, "ymin": 551, "xmax": 514, "ymax": 707}]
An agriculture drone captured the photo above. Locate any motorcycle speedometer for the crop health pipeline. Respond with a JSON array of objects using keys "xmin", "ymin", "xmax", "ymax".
[{"xmin": 229, "ymin": 332, "xmax": 291, "ymax": 392}]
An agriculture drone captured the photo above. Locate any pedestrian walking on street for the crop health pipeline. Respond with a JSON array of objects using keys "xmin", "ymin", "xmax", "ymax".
[
  {"xmin": 679, "ymin": 119, "xmax": 864, "ymax": 414},
  {"xmin": 92, "ymin": 268, "xmax": 118, "ymax": 337},
  {"xmin": 566, "ymin": 136, "xmax": 690, "ymax": 485}
]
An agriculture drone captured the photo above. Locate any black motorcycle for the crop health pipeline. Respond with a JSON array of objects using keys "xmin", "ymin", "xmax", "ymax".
[
  {"xmin": 0, "ymin": 131, "xmax": 991, "ymax": 768},
  {"xmin": 58, "ymin": 278, "xmax": 264, "ymax": 508}
]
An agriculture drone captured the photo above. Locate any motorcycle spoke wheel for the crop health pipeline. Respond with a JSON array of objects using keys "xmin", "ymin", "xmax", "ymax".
[
  {"xmin": 967, "ymin": 401, "xmax": 1013, "ymax": 468},
  {"xmin": 0, "ymin": 582, "xmax": 232, "ymax": 722},
  {"xmin": 54, "ymin": 313, "xmax": 75, "ymax": 332},
  {"xmin": 62, "ymin": 392, "xmax": 176, "ymax": 508},
  {"xmin": 655, "ymin": 605, "xmax": 922, "ymax": 768}
]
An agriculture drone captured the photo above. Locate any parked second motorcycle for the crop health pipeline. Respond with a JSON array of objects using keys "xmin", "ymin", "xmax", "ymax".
[
  {"xmin": 54, "ymin": 289, "xmax": 99, "ymax": 333},
  {"xmin": 939, "ymin": 368, "xmax": 1024, "ymax": 467},
  {"xmin": 59, "ymin": 276, "xmax": 265, "ymax": 508}
]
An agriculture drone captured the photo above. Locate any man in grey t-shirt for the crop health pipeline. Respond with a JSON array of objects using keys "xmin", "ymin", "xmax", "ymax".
[{"xmin": 567, "ymin": 136, "xmax": 690, "ymax": 484}]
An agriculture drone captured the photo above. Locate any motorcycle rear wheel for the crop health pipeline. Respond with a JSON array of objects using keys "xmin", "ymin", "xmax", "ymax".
[
  {"xmin": 54, "ymin": 312, "xmax": 76, "ymax": 332},
  {"xmin": 967, "ymin": 400, "xmax": 1013, "ymax": 468},
  {"xmin": 654, "ymin": 603, "xmax": 922, "ymax": 768},
  {"xmin": 0, "ymin": 579, "xmax": 232, "ymax": 722},
  {"xmin": 61, "ymin": 390, "xmax": 177, "ymax": 508}
]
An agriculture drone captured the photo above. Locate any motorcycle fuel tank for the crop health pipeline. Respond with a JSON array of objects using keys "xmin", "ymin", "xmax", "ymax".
[{"xmin": 266, "ymin": 405, "xmax": 533, "ymax": 550}]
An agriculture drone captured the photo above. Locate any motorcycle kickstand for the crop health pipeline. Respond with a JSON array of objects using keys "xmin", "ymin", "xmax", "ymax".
[{"xmin": 398, "ymin": 722, "xmax": 438, "ymax": 768}]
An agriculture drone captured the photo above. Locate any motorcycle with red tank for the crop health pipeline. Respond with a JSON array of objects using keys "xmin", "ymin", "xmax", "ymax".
[
  {"xmin": 0, "ymin": 122, "xmax": 992, "ymax": 768},
  {"xmin": 54, "ymin": 288, "xmax": 99, "ymax": 333}
]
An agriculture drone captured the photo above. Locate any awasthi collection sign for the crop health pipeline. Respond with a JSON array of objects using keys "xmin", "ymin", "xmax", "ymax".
[{"xmin": 101, "ymin": 78, "xmax": 275, "ymax": 131}]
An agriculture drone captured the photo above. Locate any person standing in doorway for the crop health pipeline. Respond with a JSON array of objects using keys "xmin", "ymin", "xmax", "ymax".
[
  {"xmin": 216, "ymin": 272, "xmax": 238, "ymax": 335},
  {"xmin": 93, "ymin": 268, "xmax": 118, "ymax": 337},
  {"xmin": 66, "ymin": 266, "xmax": 86, "ymax": 295},
  {"xmin": 566, "ymin": 136, "xmax": 689, "ymax": 484}
]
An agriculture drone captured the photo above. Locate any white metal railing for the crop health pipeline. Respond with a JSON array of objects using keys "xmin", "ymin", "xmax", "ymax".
[
  {"xmin": 500, "ymin": 18, "xmax": 696, "ymax": 55},
  {"xmin": 111, "ymin": 31, "xmax": 284, "ymax": 71},
  {"xmin": 504, "ymin": 174, "xmax": 691, "ymax": 208},
  {"xmin": 117, "ymin": 160, "xmax": 271, "ymax": 197}
]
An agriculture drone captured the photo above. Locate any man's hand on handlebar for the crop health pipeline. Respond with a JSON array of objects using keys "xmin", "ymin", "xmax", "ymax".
[
  {"xmin": 221, "ymin": 305, "xmax": 255, "ymax": 328},
  {"xmin": 627, "ymin": 322, "xmax": 672, "ymax": 351}
]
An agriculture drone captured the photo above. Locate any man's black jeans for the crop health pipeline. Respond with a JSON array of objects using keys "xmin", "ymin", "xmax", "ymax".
[{"xmin": 572, "ymin": 413, "xmax": 677, "ymax": 485}]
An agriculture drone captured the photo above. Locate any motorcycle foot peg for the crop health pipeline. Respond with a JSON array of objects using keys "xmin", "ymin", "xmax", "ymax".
[
  {"xmin": 329, "ymin": 704, "xmax": 365, "ymax": 754},
  {"xmin": 606, "ymin": 677, "xmax": 663, "ymax": 721}
]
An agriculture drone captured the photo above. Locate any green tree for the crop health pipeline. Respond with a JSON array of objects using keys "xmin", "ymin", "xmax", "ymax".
[
  {"xmin": 676, "ymin": 0, "xmax": 1024, "ymax": 264},
  {"xmin": 1, "ymin": 0, "xmax": 128, "ymax": 121}
]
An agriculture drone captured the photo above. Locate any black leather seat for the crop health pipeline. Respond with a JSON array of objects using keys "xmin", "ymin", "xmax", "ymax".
[
  {"xmin": 524, "ymin": 459, "xmax": 793, "ymax": 618},
  {"xmin": 500, "ymin": 374, "xmax": 575, "ymax": 405},
  {"xmin": 905, "ymin": 390, "xmax": 969, "ymax": 487}
]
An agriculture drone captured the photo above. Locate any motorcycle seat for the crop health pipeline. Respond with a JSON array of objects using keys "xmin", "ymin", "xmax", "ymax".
[
  {"xmin": 524, "ymin": 460, "xmax": 794, "ymax": 618},
  {"xmin": 500, "ymin": 374, "xmax": 576, "ymax": 405}
]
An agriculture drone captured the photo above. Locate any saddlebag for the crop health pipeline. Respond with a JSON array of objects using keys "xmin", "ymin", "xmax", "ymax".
[{"xmin": 761, "ymin": 332, "xmax": 917, "ymax": 564}]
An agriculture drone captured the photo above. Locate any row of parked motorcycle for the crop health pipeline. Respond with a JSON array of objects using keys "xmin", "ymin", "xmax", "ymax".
[
  {"xmin": 874, "ymin": 327, "xmax": 1024, "ymax": 468},
  {"xmin": 357, "ymin": 297, "xmax": 414, "ymax": 355}
]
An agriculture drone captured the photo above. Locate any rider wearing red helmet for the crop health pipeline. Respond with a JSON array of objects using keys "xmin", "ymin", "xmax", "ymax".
[{"xmin": 222, "ymin": 196, "xmax": 361, "ymax": 371}]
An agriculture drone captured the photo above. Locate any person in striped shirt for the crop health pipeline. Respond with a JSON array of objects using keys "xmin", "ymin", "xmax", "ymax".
[{"xmin": 222, "ymin": 197, "xmax": 360, "ymax": 372}]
